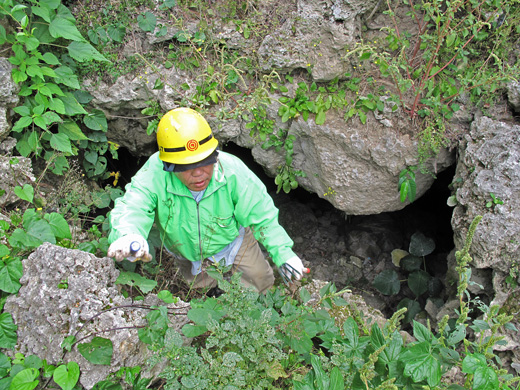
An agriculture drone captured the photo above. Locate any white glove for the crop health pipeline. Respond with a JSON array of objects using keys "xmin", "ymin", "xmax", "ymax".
[
  {"xmin": 279, "ymin": 256, "xmax": 308, "ymax": 284},
  {"xmin": 107, "ymin": 234, "xmax": 152, "ymax": 262}
]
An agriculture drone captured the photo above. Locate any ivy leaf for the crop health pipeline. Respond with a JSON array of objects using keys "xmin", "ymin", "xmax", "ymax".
[
  {"xmin": 401, "ymin": 255, "xmax": 422, "ymax": 271},
  {"xmin": 10, "ymin": 368, "xmax": 39, "ymax": 390},
  {"xmin": 14, "ymin": 184, "xmax": 34, "ymax": 203},
  {"xmin": 0, "ymin": 256, "xmax": 23, "ymax": 294},
  {"xmin": 53, "ymin": 362, "xmax": 80, "ymax": 390},
  {"xmin": 115, "ymin": 271, "xmax": 157, "ymax": 293},
  {"xmin": 397, "ymin": 298, "xmax": 421, "ymax": 323},
  {"xmin": 67, "ymin": 41, "xmax": 109, "ymax": 63},
  {"xmin": 78, "ymin": 337, "xmax": 113, "ymax": 365},
  {"xmin": 409, "ymin": 232, "xmax": 435, "ymax": 257},
  {"xmin": 408, "ymin": 270, "xmax": 431, "ymax": 297},
  {"xmin": 373, "ymin": 269, "xmax": 400, "ymax": 295},
  {"xmin": 0, "ymin": 312, "xmax": 18, "ymax": 349},
  {"xmin": 44, "ymin": 212, "xmax": 72, "ymax": 239},
  {"xmin": 26, "ymin": 219, "xmax": 56, "ymax": 244},
  {"xmin": 138, "ymin": 12, "xmax": 157, "ymax": 32}
]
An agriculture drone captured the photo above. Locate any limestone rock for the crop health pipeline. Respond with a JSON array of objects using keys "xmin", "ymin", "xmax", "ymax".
[
  {"xmin": 452, "ymin": 116, "xmax": 520, "ymax": 273},
  {"xmin": 5, "ymin": 243, "xmax": 190, "ymax": 389}
]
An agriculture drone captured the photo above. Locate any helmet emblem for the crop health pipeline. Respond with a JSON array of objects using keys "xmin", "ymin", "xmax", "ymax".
[{"xmin": 186, "ymin": 139, "xmax": 199, "ymax": 151}]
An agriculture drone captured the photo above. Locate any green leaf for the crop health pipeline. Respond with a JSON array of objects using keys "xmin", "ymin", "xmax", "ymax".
[
  {"xmin": 397, "ymin": 298, "xmax": 421, "ymax": 323},
  {"xmin": 115, "ymin": 271, "xmax": 157, "ymax": 293},
  {"xmin": 181, "ymin": 323, "xmax": 207, "ymax": 338},
  {"xmin": 54, "ymin": 66, "xmax": 80, "ymax": 89},
  {"xmin": 408, "ymin": 270, "xmax": 431, "ymax": 297},
  {"xmin": 138, "ymin": 12, "xmax": 157, "ymax": 32},
  {"xmin": 400, "ymin": 341, "xmax": 441, "ymax": 386},
  {"xmin": 373, "ymin": 269, "xmax": 400, "ymax": 295},
  {"xmin": 473, "ymin": 366, "xmax": 499, "ymax": 390},
  {"xmin": 14, "ymin": 184, "xmax": 34, "ymax": 203},
  {"xmin": 60, "ymin": 92, "xmax": 88, "ymax": 115},
  {"xmin": 58, "ymin": 120, "xmax": 89, "ymax": 141},
  {"xmin": 315, "ymin": 110, "xmax": 326, "ymax": 125},
  {"xmin": 462, "ymin": 353, "xmax": 487, "ymax": 374},
  {"xmin": 84, "ymin": 109, "xmax": 108, "ymax": 131},
  {"xmin": 78, "ymin": 337, "xmax": 113, "ymax": 365},
  {"xmin": 49, "ymin": 16, "xmax": 84, "ymax": 41},
  {"xmin": 0, "ymin": 352, "xmax": 11, "ymax": 377},
  {"xmin": 0, "ymin": 256, "xmax": 23, "ymax": 294},
  {"xmin": 10, "ymin": 368, "xmax": 39, "ymax": 390},
  {"xmin": 409, "ymin": 232, "xmax": 435, "ymax": 256},
  {"xmin": 67, "ymin": 41, "xmax": 109, "ymax": 62},
  {"xmin": 26, "ymin": 219, "xmax": 56, "ymax": 244},
  {"xmin": 50, "ymin": 133, "xmax": 73, "ymax": 154},
  {"xmin": 53, "ymin": 362, "xmax": 80, "ymax": 390},
  {"xmin": 0, "ymin": 312, "xmax": 18, "ymax": 349},
  {"xmin": 44, "ymin": 212, "xmax": 72, "ymax": 239},
  {"xmin": 400, "ymin": 255, "xmax": 422, "ymax": 271}
]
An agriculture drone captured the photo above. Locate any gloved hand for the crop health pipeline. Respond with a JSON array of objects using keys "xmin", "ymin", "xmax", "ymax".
[
  {"xmin": 279, "ymin": 256, "xmax": 309, "ymax": 285},
  {"xmin": 107, "ymin": 234, "xmax": 152, "ymax": 262}
]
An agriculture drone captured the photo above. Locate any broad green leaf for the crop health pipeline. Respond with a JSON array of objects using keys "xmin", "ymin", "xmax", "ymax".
[
  {"xmin": 0, "ymin": 256, "xmax": 23, "ymax": 294},
  {"xmin": 408, "ymin": 270, "xmax": 431, "ymax": 297},
  {"xmin": 50, "ymin": 133, "xmax": 73, "ymax": 154},
  {"xmin": 0, "ymin": 245, "xmax": 8, "ymax": 258},
  {"xmin": 44, "ymin": 212, "xmax": 72, "ymax": 239},
  {"xmin": 409, "ymin": 232, "xmax": 435, "ymax": 256},
  {"xmin": 462, "ymin": 353, "xmax": 487, "ymax": 374},
  {"xmin": 412, "ymin": 320, "xmax": 432, "ymax": 343},
  {"xmin": 67, "ymin": 41, "xmax": 109, "ymax": 62},
  {"xmin": 8, "ymin": 229, "xmax": 42, "ymax": 250},
  {"xmin": 401, "ymin": 255, "xmax": 422, "ymax": 271},
  {"xmin": 41, "ymin": 0, "xmax": 61, "ymax": 10},
  {"xmin": 49, "ymin": 17, "xmax": 84, "ymax": 41},
  {"xmin": 329, "ymin": 367, "xmax": 345, "ymax": 390},
  {"xmin": 53, "ymin": 362, "xmax": 80, "ymax": 390},
  {"xmin": 181, "ymin": 323, "xmax": 207, "ymax": 338},
  {"xmin": 60, "ymin": 92, "xmax": 88, "ymax": 115},
  {"xmin": 84, "ymin": 109, "xmax": 108, "ymax": 131},
  {"xmin": 400, "ymin": 342, "xmax": 441, "ymax": 386},
  {"xmin": 26, "ymin": 219, "xmax": 56, "ymax": 244},
  {"xmin": 187, "ymin": 308, "xmax": 225, "ymax": 326},
  {"xmin": 473, "ymin": 366, "xmax": 499, "ymax": 390},
  {"xmin": 41, "ymin": 52, "xmax": 60, "ymax": 65},
  {"xmin": 373, "ymin": 269, "xmax": 400, "ymax": 295},
  {"xmin": 54, "ymin": 66, "xmax": 80, "ymax": 89},
  {"xmin": 0, "ymin": 312, "xmax": 17, "ymax": 349},
  {"xmin": 115, "ymin": 271, "xmax": 157, "ymax": 293},
  {"xmin": 391, "ymin": 249, "xmax": 409, "ymax": 267},
  {"xmin": 48, "ymin": 97, "xmax": 66, "ymax": 114},
  {"xmin": 0, "ymin": 352, "xmax": 11, "ymax": 377},
  {"xmin": 10, "ymin": 368, "xmax": 39, "ymax": 390},
  {"xmin": 397, "ymin": 298, "xmax": 421, "ymax": 323},
  {"xmin": 315, "ymin": 110, "xmax": 326, "ymax": 125},
  {"xmin": 78, "ymin": 337, "xmax": 113, "ymax": 365},
  {"xmin": 446, "ymin": 33, "xmax": 457, "ymax": 47},
  {"xmin": 138, "ymin": 12, "xmax": 157, "ymax": 32},
  {"xmin": 14, "ymin": 184, "xmax": 34, "ymax": 203},
  {"xmin": 58, "ymin": 121, "xmax": 88, "ymax": 141}
]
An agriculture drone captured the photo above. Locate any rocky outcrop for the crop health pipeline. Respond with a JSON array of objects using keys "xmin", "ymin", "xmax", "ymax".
[
  {"xmin": 4, "ymin": 243, "xmax": 190, "ymax": 389},
  {"xmin": 452, "ymin": 116, "xmax": 520, "ymax": 274},
  {"xmin": 0, "ymin": 58, "xmax": 19, "ymax": 141}
]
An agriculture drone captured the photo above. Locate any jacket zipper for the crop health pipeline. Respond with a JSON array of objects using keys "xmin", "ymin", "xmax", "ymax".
[{"xmin": 196, "ymin": 201, "xmax": 203, "ymax": 261}]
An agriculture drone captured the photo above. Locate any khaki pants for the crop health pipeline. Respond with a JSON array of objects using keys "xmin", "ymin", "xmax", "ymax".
[{"xmin": 177, "ymin": 227, "xmax": 275, "ymax": 294}]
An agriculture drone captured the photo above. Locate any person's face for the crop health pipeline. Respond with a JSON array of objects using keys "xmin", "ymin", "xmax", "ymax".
[{"xmin": 175, "ymin": 164, "xmax": 214, "ymax": 191}]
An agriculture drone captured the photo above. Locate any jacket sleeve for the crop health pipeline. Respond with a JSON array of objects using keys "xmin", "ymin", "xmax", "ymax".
[
  {"xmin": 231, "ymin": 162, "xmax": 296, "ymax": 267},
  {"xmin": 108, "ymin": 161, "xmax": 158, "ymax": 243}
]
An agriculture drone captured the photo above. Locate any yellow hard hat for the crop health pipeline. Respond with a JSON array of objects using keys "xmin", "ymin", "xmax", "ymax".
[{"xmin": 157, "ymin": 108, "xmax": 218, "ymax": 164}]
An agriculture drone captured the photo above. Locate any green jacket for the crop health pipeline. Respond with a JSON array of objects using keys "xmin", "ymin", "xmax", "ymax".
[{"xmin": 108, "ymin": 151, "xmax": 295, "ymax": 267}]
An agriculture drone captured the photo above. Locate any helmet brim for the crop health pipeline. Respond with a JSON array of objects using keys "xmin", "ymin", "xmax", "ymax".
[{"xmin": 173, "ymin": 150, "xmax": 219, "ymax": 172}]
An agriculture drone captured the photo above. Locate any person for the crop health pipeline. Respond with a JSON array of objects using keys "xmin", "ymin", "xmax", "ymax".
[{"xmin": 107, "ymin": 107, "xmax": 307, "ymax": 294}]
